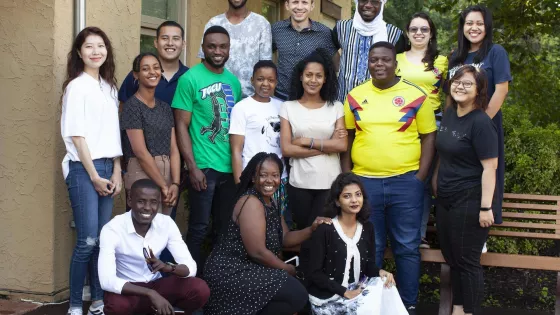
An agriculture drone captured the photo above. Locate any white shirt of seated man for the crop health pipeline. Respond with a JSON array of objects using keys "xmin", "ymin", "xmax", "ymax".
[{"xmin": 98, "ymin": 181, "xmax": 197, "ymax": 296}]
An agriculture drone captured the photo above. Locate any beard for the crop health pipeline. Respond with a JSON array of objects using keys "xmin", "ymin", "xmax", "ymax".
[
  {"xmin": 228, "ymin": 0, "xmax": 247, "ymax": 9},
  {"xmin": 204, "ymin": 54, "xmax": 229, "ymax": 69}
]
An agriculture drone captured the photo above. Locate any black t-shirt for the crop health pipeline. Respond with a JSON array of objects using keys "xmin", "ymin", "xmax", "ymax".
[
  {"xmin": 436, "ymin": 107, "xmax": 498, "ymax": 196},
  {"xmin": 120, "ymin": 96, "xmax": 175, "ymax": 161}
]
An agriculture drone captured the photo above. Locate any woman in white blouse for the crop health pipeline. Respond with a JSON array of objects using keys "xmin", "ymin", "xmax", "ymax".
[{"xmin": 60, "ymin": 27, "xmax": 122, "ymax": 315}]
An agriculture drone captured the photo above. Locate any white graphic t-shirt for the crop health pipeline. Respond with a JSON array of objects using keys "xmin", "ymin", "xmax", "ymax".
[
  {"xmin": 229, "ymin": 96, "xmax": 287, "ymax": 179},
  {"xmin": 198, "ymin": 12, "xmax": 273, "ymax": 98}
]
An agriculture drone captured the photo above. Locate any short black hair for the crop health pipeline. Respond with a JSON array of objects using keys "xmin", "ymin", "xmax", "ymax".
[
  {"xmin": 289, "ymin": 48, "xmax": 338, "ymax": 104},
  {"xmin": 369, "ymin": 41, "xmax": 397, "ymax": 58},
  {"xmin": 253, "ymin": 60, "xmax": 278, "ymax": 76},
  {"xmin": 204, "ymin": 25, "xmax": 230, "ymax": 41},
  {"xmin": 132, "ymin": 52, "xmax": 163, "ymax": 73},
  {"xmin": 130, "ymin": 179, "xmax": 161, "ymax": 196},
  {"xmin": 156, "ymin": 21, "xmax": 185, "ymax": 39}
]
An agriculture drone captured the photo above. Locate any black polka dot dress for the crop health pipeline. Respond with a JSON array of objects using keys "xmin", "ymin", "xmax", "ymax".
[{"xmin": 203, "ymin": 189, "xmax": 288, "ymax": 315}]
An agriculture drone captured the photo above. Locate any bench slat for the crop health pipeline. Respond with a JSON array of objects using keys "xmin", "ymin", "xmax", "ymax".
[
  {"xmin": 502, "ymin": 202, "xmax": 560, "ymax": 211},
  {"xmin": 384, "ymin": 249, "xmax": 560, "ymax": 271},
  {"xmin": 496, "ymin": 221, "xmax": 560, "ymax": 230},
  {"xmin": 504, "ymin": 193, "xmax": 560, "ymax": 202},
  {"xmin": 502, "ymin": 212, "xmax": 560, "ymax": 220},
  {"xmin": 426, "ymin": 226, "xmax": 560, "ymax": 239}
]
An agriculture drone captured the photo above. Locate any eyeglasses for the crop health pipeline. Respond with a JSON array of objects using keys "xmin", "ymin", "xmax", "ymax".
[
  {"xmin": 358, "ymin": 0, "xmax": 382, "ymax": 7},
  {"xmin": 408, "ymin": 27, "xmax": 430, "ymax": 34},
  {"xmin": 451, "ymin": 80, "xmax": 475, "ymax": 89}
]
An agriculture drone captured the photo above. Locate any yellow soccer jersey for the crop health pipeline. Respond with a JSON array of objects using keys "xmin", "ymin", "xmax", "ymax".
[
  {"xmin": 396, "ymin": 54, "xmax": 448, "ymax": 112},
  {"xmin": 344, "ymin": 79, "xmax": 437, "ymax": 177}
]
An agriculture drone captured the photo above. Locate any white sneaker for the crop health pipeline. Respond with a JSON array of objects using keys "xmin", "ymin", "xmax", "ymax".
[
  {"xmin": 87, "ymin": 304, "xmax": 105, "ymax": 315},
  {"xmin": 482, "ymin": 242, "xmax": 488, "ymax": 253},
  {"xmin": 67, "ymin": 309, "xmax": 83, "ymax": 315}
]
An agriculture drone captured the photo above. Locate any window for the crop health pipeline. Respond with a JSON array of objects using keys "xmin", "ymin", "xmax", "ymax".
[
  {"xmin": 262, "ymin": 0, "xmax": 281, "ymax": 24},
  {"xmin": 140, "ymin": 0, "xmax": 186, "ymax": 55}
]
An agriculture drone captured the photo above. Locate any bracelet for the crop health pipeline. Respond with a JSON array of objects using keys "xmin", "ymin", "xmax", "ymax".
[
  {"xmin": 309, "ymin": 138, "xmax": 314, "ymax": 149},
  {"xmin": 480, "ymin": 206, "xmax": 492, "ymax": 211},
  {"xmin": 171, "ymin": 183, "xmax": 180, "ymax": 188}
]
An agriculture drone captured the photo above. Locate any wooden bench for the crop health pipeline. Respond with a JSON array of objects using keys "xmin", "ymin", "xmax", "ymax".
[{"xmin": 385, "ymin": 193, "xmax": 560, "ymax": 315}]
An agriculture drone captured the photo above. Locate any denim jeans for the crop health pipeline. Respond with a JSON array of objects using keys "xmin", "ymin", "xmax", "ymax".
[
  {"xmin": 436, "ymin": 186, "xmax": 489, "ymax": 314},
  {"xmin": 359, "ymin": 171, "xmax": 424, "ymax": 307},
  {"xmin": 66, "ymin": 159, "xmax": 114, "ymax": 307},
  {"xmin": 185, "ymin": 169, "xmax": 235, "ymax": 275}
]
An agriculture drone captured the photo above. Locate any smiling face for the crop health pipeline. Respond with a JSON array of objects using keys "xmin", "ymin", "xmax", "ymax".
[
  {"xmin": 202, "ymin": 33, "xmax": 230, "ymax": 69},
  {"xmin": 358, "ymin": 0, "xmax": 382, "ymax": 23},
  {"xmin": 337, "ymin": 183, "xmax": 364, "ymax": 216},
  {"xmin": 301, "ymin": 62, "xmax": 325, "ymax": 97},
  {"xmin": 155, "ymin": 26, "xmax": 184, "ymax": 62},
  {"xmin": 463, "ymin": 11, "xmax": 486, "ymax": 48},
  {"xmin": 251, "ymin": 67, "xmax": 277, "ymax": 101},
  {"xmin": 78, "ymin": 34, "xmax": 107, "ymax": 72},
  {"xmin": 368, "ymin": 47, "xmax": 397, "ymax": 83},
  {"xmin": 129, "ymin": 187, "xmax": 161, "ymax": 226},
  {"xmin": 285, "ymin": 0, "xmax": 314, "ymax": 23},
  {"xmin": 407, "ymin": 17, "xmax": 431, "ymax": 49},
  {"xmin": 450, "ymin": 72, "xmax": 477, "ymax": 105},
  {"xmin": 134, "ymin": 55, "xmax": 162, "ymax": 89},
  {"xmin": 253, "ymin": 159, "xmax": 281, "ymax": 199}
]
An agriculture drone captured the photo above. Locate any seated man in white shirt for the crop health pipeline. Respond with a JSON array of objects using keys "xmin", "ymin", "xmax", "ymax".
[{"xmin": 99, "ymin": 179, "xmax": 209, "ymax": 315}]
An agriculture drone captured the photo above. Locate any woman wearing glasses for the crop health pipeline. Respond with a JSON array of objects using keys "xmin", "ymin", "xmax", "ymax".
[
  {"xmin": 396, "ymin": 12, "xmax": 447, "ymax": 249},
  {"xmin": 433, "ymin": 65, "xmax": 498, "ymax": 315}
]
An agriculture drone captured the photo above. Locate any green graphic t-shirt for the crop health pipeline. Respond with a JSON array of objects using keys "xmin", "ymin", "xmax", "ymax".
[{"xmin": 172, "ymin": 63, "xmax": 242, "ymax": 173}]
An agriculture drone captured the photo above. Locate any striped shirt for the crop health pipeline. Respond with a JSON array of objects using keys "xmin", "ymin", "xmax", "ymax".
[
  {"xmin": 334, "ymin": 20, "xmax": 405, "ymax": 102},
  {"xmin": 272, "ymin": 18, "xmax": 338, "ymax": 100}
]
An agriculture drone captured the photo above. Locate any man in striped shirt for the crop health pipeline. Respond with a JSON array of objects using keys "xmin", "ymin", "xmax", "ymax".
[{"xmin": 334, "ymin": 0, "xmax": 405, "ymax": 102}]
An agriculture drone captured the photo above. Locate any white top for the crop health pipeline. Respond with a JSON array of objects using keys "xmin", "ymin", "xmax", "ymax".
[
  {"xmin": 60, "ymin": 72, "xmax": 122, "ymax": 178},
  {"xmin": 98, "ymin": 211, "xmax": 197, "ymax": 294},
  {"xmin": 229, "ymin": 96, "xmax": 287, "ymax": 179},
  {"xmin": 279, "ymin": 100, "xmax": 344, "ymax": 189},
  {"xmin": 197, "ymin": 12, "xmax": 273, "ymax": 97}
]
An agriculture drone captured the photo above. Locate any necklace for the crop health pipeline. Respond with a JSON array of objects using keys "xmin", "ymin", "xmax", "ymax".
[{"xmin": 135, "ymin": 93, "xmax": 155, "ymax": 108}]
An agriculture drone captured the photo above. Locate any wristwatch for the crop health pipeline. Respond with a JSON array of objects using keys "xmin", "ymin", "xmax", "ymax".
[{"xmin": 165, "ymin": 262, "xmax": 177, "ymax": 273}]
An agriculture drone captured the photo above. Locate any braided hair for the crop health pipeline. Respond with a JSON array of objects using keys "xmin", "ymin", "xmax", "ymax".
[{"xmin": 236, "ymin": 152, "xmax": 284, "ymax": 200}]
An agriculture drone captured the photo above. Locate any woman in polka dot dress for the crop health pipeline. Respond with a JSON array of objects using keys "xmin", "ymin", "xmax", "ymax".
[{"xmin": 204, "ymin": 152, "xmax": 332, "ymax": 315}]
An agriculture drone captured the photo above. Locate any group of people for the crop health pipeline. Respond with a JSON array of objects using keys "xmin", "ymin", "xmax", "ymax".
[{"xmin": 60, "ymin": 0, "xmax": 511, "ymax": 315}]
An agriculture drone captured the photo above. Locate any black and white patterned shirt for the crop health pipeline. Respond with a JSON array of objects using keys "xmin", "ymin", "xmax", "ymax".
[
  {"xmin": 120, "ymin": 96, "xmax": 175, "ymax": 161},
  {"xmin": 271, "ymin": 18, "xmax": 338, "ymax": 100}
]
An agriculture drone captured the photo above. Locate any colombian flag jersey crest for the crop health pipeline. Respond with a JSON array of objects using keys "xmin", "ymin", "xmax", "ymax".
[{"xmin": 344, "ymin": 79, "xmax": 437, "ymax": 177}]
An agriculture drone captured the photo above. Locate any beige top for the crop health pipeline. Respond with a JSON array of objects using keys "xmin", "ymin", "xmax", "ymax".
[{"xmin": 280, "ymin": 100, "xmax": 344, "ymax": 189}]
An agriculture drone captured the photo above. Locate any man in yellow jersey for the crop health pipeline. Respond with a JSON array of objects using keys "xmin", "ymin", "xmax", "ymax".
[{"xmin": 340, "ymin": 41, "xmax": 436, "ymax": 315}]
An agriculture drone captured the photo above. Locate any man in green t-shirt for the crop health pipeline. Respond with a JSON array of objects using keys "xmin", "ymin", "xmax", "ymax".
[{"xmin": 172, "ymin": 25, "xmax": 242, "ymax": 273}]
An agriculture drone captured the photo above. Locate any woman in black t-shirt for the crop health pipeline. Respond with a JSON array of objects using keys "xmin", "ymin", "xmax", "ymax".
[
  {"xmin": 121, "ymin": 53, "xmax": 180, "ymax": 214},
  {"xmin": 433, "ymin": 65, "xmax": 498, "ymax": 315}
]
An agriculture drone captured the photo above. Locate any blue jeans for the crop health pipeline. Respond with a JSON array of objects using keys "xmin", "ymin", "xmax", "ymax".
[
  {"xmin": 66, "ymin": 159, "xmax": 114, "ymax": 307},
  {"xmin": 360, "ymin": 171, "xmax": 424, "ymax": 307},
  {"xmin": 185, "ymin": 169, "xmax": 235, "ymax": 275}
]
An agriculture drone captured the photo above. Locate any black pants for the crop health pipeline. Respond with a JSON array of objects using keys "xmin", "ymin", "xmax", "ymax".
[
  {"xmin": 258, "ymin": 276, "xmax": 308, "ymax": 315},
  {"xmin": 436, "ymin": 186, "xmax": 489, "ymax": 315},
  {"xmin": 287, "ymin": 184, "xmax": 329, "ymax": 229}
]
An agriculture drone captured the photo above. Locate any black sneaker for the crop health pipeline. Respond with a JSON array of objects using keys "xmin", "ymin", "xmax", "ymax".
[{"xmin": 407, "ymin": 305, "xmax": 417, "ymax": 315}]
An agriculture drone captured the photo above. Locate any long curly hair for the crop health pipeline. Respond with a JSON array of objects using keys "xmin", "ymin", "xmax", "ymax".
[
  {"xmin": 62, "ymin": 27, "xmax": 117, "ymax": 95},
  {"xmin": 235, "ymin": 152, "xmax": 284, "ymax": 200},
  {"xmin": 323, "ymin": 172, "xmax": 370, "ymax": 224},
  {"xmin": 405, "ymin": 12, "xmax": 440, "ymax": 71},
  {"xmin": 288, "ymin": 48, "xmax": 338, "ymax": 104}
]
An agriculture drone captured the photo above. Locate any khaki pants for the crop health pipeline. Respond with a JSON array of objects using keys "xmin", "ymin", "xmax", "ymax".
[{"xmin": 124, "ymin": 155, "xmax": 171, "ymax": 213}]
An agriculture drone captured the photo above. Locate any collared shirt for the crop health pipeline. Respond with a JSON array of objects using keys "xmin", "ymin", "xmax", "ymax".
[
  {"xmin": 334, "ymin": 20, "xmax": 405, "ymax": 102},
  {"xmin": 61, "ymin": 72, "xmax": 122, "ymax": 179},
  {"xmin": 98, "ymin": 211, "xmax": 197, "ymax": 294},
  {"xmin": 118, "ymin": 61, "xmax": 189, "ymax": 105},
  {"xmin": 271, "ymin": 18, "xmax": 338, "ymax": 100}
]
